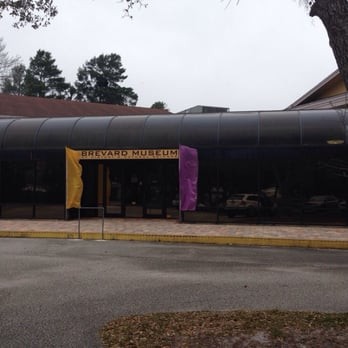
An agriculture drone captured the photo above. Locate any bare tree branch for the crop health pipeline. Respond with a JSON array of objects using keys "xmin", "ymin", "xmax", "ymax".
[
  {"xmin": 0, "ymin": 38, "xmax": 20, "ymax": 88},
  {"xmin": 120, "ymin": 0, "xmax": 148, "ymax": 18}
]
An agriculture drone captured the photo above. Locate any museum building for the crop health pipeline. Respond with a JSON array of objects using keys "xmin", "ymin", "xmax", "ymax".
[
  {"xmin": 0, "ymin": 71, "xmax": 348, "ymax": 225},
  {"xmin": 1, "ymin": 107, "xmax": 348, "ymax": 225}
]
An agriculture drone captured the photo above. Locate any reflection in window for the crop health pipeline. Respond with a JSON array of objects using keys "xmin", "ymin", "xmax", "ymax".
[
  {"xmin": 0, "ymin": 160, "xmax": 65, "ymax": 219},
  {"xmin": 35, "ymin": 160, "xmax": 65, "ymax": 218},
  {"xmin": 1, "ymin": 161, "xmax": 34, "ymax": 218}
]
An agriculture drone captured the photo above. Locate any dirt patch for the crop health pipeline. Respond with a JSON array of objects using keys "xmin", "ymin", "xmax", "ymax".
[{"xmin": 100, "ymin": 310, "xmax": 348, "ymax": 347}]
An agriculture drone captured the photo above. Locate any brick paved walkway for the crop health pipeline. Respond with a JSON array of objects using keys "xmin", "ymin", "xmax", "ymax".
[{"xmin": 1, "ymin": 218, "xmax": 348, "ymax": 241}]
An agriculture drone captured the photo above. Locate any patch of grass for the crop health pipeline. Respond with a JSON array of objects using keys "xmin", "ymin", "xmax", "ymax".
[{"xmin": 100, "ymin": 310, "xmax": 348, "ymax": 347}]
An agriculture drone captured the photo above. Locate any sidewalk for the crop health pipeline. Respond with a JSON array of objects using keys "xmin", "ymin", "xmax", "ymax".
[{"xmin": 1, "ymin": 218, "xmax": 348, "ymax": 249}]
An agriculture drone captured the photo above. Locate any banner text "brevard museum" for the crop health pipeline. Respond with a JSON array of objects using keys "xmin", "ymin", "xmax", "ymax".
[{"xmin": 80, "ymin": 149, "xmax": 179, "ymax": 160}]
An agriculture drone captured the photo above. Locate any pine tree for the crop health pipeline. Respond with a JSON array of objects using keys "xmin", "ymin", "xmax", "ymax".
[
  {"xmin": 74, "ymin": 53, "xmax": 138, "ymax": 105},
  {"xmin": 24, "ymin": 50, "xmax": 71, "ymax": 99}
]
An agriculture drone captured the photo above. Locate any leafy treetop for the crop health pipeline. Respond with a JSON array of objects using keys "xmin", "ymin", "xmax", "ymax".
[
  {"xmin": 151, "ymin": 101, "xmax": 168, "ymax": 110},
  {"xmin": 74, "ymin": 53, "xmax": 138, "ymax": 106},
  {"xmin": 0, "ymin": 0, "xmax": 58, "ymax": 29},
  {"xmin": 24, "ymin": 49, "xmax": 71, "ymax": 98}
]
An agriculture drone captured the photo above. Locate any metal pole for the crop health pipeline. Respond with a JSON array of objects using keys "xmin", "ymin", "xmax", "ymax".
[
  {"xmin": 78, "ymin": 207, "xmax": 81, "ymax": 239},
  {"xmin": 101, "ymin": 207, "xmax": 105, "ymax": 240},
  {"xmin": 215, "ymin": 150, "xmax": 220, "ymax": 224}
]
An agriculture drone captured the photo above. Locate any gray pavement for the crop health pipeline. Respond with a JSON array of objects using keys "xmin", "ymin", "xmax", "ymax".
[
  {"xmin": 0, "ymin": 238, "xmax": 347, "ymax": 347},
  {"xmin": 1, "ymin": 218, "xmax": 348, "ymax": 248}
]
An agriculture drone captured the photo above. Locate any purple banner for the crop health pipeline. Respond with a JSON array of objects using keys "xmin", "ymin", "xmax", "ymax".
[{"xmin": 179, "ymin": 145, "xmax": 198, "ymax": 211}]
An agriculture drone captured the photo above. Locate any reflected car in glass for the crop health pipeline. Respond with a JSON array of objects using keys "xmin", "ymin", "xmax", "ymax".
[
  {"xmin": 302, "ymin": 195, "xmax": 340, "ymax": 213},
  {"xmin": 224, "ymin": 193, "xmax": 276, "ymax": 217}
]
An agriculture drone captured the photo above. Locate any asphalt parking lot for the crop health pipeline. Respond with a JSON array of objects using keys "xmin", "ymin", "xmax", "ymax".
[{"xmin": 1, "ymin": 238, "xmax": 347, "ymax": 347}]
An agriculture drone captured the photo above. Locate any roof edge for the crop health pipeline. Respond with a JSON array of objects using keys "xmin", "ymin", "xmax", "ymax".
[{"xmin": 287, "ymin": 69, "xmax": 340, "ymax": 109}]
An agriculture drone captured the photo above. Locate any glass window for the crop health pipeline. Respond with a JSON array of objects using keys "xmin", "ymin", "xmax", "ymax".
[
  {"xmin": 0, "ymin": 160, "xmax": 65, "ymax": 219},
  {"xmin": 258, "ymin": 148, "xmax": 348, "ymax": 225},
  {"xmin": 165, "ymin": 161, "xmax": 179, "ymax": 220},
  {"xmin": 105, "ymin": 164, "xmax": 124, "ymax": 216},
  {"xmin": 218, "ymin": 157, "xmax": 259, "ymax": 223},
  {"xmin": 35, "ymin": 160, "xmax": 65, "ymax": 219},
  {"xmin": 1, "ymin": 161, "xmax": 34, "ymax": 218}
]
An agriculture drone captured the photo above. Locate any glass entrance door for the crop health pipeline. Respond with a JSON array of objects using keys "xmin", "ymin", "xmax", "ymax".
[
  {"xmin": 105, "ymin": 165, "xmax": 124, "ymax": 216},
  {"xmin": 124, "ymin": 162, "xmax": 145, "ymax": 217},
  {"xmin": 144, "ymin": 163, "xmax": 165, "ymax": 217},
  {"xmin": 104, "ymin": 161, "xmax": 168, "ymax": 218}
]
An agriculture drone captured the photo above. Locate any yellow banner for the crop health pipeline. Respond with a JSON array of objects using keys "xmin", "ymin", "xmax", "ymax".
[
  {"xmin": 66, "ymin": 147, "xmax": 83, "ymax": 209},
  {"xmin": 80, "ymin": 149, "xmax": 179, "ymax": 160}
]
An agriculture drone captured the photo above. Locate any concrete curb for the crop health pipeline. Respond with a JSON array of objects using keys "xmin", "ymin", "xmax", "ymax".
[{"xmin": 1, "ymin": 231, "xmax": 348, "ymax": 249}]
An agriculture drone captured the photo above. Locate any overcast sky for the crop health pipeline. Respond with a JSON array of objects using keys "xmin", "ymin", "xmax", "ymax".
[{"xmin": 0, "ymin": 0, "xmax": 338, "ymax": 112}]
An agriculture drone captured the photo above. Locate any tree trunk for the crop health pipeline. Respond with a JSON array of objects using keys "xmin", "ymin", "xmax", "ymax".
[{"xmin": 310, "ymin": 0, "xmax": 348, "ymax": 90}]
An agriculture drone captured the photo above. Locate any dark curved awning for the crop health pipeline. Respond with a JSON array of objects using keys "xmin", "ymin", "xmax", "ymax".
[{"xmin": 0, "ymin": 110, "xmax": 347, "ymax": 152}]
